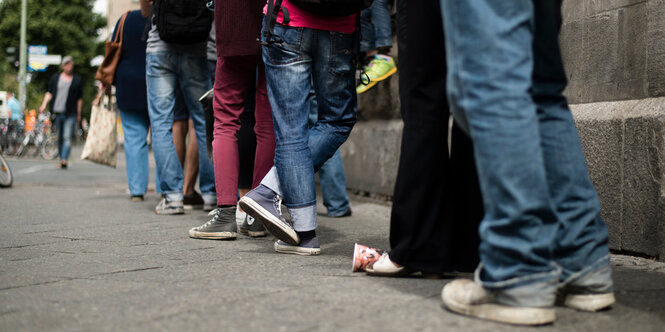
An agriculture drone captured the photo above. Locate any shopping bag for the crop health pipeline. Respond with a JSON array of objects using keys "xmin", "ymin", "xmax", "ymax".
[{"xmin": 81, "ymin": 92, "xmax": 117, "ymax": 167}]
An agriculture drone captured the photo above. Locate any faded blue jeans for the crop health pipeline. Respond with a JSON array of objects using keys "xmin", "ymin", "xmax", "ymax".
[
  {"xmin": 440, "ymin": 0, "xmax": 611, "ymax": 306},
  {"xmin": 308, "ymin": 91, "xmax": 351, "ymax": 217},
  {"xmin": 146, "ymin": 51, "xmax": 216, "ymax": 203},
  {"xmin": 261, "ymin": 22, "xmax": 357, "ymax": 231},
  {"xmin": 119, "ymin": 108, "xmax": 159, "ymax": 196},
  {"xmin": 54, "ymin": 113, "xmax": 76, "ymax": 161},
  {"xmin": 360, "ymin": 0, "xmax": 393, "ymax": 52}
]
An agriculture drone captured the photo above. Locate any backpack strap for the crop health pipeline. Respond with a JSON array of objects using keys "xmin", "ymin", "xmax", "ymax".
[{"xmin": 260, "ymin": 0, "xmax": 287, "ymax": 46}]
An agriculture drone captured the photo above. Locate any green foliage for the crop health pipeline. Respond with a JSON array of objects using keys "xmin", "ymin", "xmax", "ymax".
[{"xmin": 0, "ymin": 0, "xmax": 106, "ymax": 119}]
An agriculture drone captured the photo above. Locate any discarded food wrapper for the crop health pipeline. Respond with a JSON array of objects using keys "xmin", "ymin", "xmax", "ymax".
[{"xmin": 352, "ymin": 243, "xmax": 384, "ymax": 272}]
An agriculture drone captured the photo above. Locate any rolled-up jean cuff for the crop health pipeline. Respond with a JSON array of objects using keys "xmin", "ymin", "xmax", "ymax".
[
  {"xmin": 559, "ymin": 254, "xmax": 613, "ymax": 293},
  {"xmin": 260, "ymin": 166, "xmax": 282, "ymax": 196},
  {"xmin": 289, "ymin": 205, "xmax": 317, "ymax": 232},
  {"xmin": 374, "ymin": 39, "xmax": 393, "ymax": 49},
  {"xmin": 164, "ymin": 192, "xmax": 184, "ymax": 202},
  {"xmin": 475, "ymin": 263, "xmax": 560, "ymax": 307},
  {"xmin": 201, "ymin": 192, "xmax": 217, "ymax": 205}
]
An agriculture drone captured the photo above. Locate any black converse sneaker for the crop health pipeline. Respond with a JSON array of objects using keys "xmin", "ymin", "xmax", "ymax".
[
  {"xmin": 239, "ymin": 215, "xmax": 267, "ymax": 237},
  {"xmin": 238, "ymin": 185, "xmax": 299, "ymax": 245},
  {"xmin": 188, "ymin": 207, "xmax": 237, "ymax": 240}
]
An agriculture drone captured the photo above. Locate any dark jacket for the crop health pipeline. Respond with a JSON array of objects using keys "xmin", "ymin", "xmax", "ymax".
[
  {"xmin": 215, "ymin": 0, "xmax": 264, "ymax": 56},
  {"xmin": 47, "ymin": 73, "xmax": 83, "ymax": 116},
  {"xmin": 112, "ymin": 10, "xmax": 148, "ymax": 112}
]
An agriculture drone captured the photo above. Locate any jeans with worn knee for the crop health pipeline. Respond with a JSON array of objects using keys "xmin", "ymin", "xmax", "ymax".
[
  {"xmin": 54, "ymin": 113, "xmax": 76, "ymax": 161},
  {"xmin": 146, "ymin": 51, "xmax": 216, "ymax": 203},
  {"xmin": 360, "ymin": 0, "xmax": 393, "ymax": 51},
  {"xmin": 308, "ymin": 91, "xmax": 350, "ymax": 217},
  {"xmin": 262, "ymin": 22, "xmax": 357, "ymax": 231},
  {"xmin": 440, "ymin": 0, "xmax": 610, "ymax": 306}
]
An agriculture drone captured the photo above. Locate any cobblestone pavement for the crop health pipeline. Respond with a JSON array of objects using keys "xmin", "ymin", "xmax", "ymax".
[{"xmin": 1, "ymin": 150, "xmax": 664, "ymax": 331}]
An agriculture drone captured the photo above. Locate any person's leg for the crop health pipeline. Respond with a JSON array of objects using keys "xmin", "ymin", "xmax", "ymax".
[
  {"xmin": 54, "ymin": 114, "xmax": 64, "ymax": 161},
  {"xmin": 183, "ymin": 118, "xmax": 199, "ymax": 196},
  {"xmin": 210, "ymin": 55, "xmax": 256, "ymax": 206},
  {"xmin": 531, "ymin": 0, "xmax": 612, "ymax": 301},
  {"xmin": 318, "ymin": 151, "xmax": 351, "ymax": 217},
  {"xmin": 359, "ymin": 7, "xmax": 375, "ymax": 54},
  {"xmin": 146, "ymin": 52, "xmax": 185, "ymax": 207},
  {"xmin": 60, "ymin": 114, "xmax": 76, "ymax": 163},
  {"xmin": 177, "ymin": 52, "xmax": 216, "ymax": 208},
  {"xmin": 172, "ymin": 119, "xmax": 187, "ymax": 164},
  {"xmin": 251, "ymin": 60, "xmax": 276, "ymax": 189},
  {"xmin": 386, "ymin": 0, "xmax": 458, "ymax": 274},
  {"xmin": 441, "ymin": 0, "xmax": 559, "ymax": 309},
  {"xmin": 119, "ymin": 108, "xmax": 150, "ymax": 197},
  {"xmin": 370, "ymin": 0, "xmax": 393, "ymax": 51},
  {"xmin": 238, "ymin": 88, "xmax": 257, "ymax": 192}
]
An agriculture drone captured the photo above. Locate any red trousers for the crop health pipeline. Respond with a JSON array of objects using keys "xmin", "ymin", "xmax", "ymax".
[{"xmin": 213, "ymin": 55, "xmax": 275, "ymax": 205}]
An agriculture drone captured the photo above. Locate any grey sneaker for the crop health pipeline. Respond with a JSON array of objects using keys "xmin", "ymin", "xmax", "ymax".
[
  {"xmin": 155, "ymin": 197, "xmax": 185, "ymax": 215},
  {"xmin": 239, "ymin": 215, "xmax": 267, "ymax": 237},
  {"xmin": 188, "ymin": 207, "xmax": 237, "ymax": 240},
  {"xmin": 238, "ymin": 185, "xmax": 299, "ymax": 245},
  {"xmin": 274, "ymin": 237, "xmax": 320, "ymax": 256}
]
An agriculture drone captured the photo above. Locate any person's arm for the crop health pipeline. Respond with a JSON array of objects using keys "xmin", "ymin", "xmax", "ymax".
[
  {"xmin": 39, "ymin": 92, "xmax": 53, "ymax": 113},
  {"xmin": 140, "ymin": 0, "xmax": 153, "ymax": 17}
]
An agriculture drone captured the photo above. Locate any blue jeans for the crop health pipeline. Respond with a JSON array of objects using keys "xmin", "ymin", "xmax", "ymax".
[
  {"xmin": 441, "ymin": 0, "xmax": 610, "ymax": 306},
  {"xmin": 262, "ymin": 22, "xmax": 357, "ymax": 231},
  {"xmin": 360, "ymin": 0, "xmax": 393, "ymax": 52},
  {"xmin": 54, "ymin": 113, "xmax": 76, "ymax": 161},
  {"xmin": 308, "ymin": 91, "xmax": 350, "ymax": 217},
  {"xmin": 119, "ymin": 108, "xmax": 159, "ymax": 196},
  {"xmin": 146, "ymin": 52, "xmax": 216, "ymax": 203}
]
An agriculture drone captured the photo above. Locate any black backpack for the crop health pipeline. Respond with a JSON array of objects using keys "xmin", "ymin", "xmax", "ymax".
[{"xmin": 153, "ymin": 0, "xmax": 213, "ymax": 44}]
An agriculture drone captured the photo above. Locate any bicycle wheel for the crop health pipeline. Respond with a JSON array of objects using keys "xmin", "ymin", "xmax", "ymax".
[
  {"xmin": 41, "ymin": 135, "xmax": 59, "ymax": 160},
  {"xmin": 0, "ymin": 153, "xmax": 13, "ymax": 188}
]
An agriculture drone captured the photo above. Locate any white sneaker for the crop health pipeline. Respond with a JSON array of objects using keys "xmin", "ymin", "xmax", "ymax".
[
  {"xmin": 366, "ymin": 253, "xmax": 413, "ymax": 277},
  {"xmin": 442, "ymin": 279, "xmax": 556, "ymax": 326}
]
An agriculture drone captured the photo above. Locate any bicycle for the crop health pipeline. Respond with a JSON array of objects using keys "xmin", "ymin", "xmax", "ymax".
[
  {"xmin": 15, "ymin": 116, "xmax": 58, "ymax": 160},
  {"xmin": 0, "ymin": 148, "xmax": 13, "ymax": 188}
]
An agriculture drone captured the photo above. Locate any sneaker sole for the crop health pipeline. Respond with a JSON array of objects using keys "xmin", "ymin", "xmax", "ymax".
[
  {"xmin": 564, "ymin": 293, "xmax": 615, "ymax": 312},
  {"xmin": 357, "ymin": 80, "xmax": 378, "ymax": 95},
  {"xmin": 442, "ymin": 286, "xmax": 555, "ymax": 326},
  {"xmin": 183, "ymin": 204, "xmax": 203, "ymax": 210},
  {"xmin": 155, "ymin": 208, "xmax": 185, "ymax": 215},
  {"xmin": 188, "ymin": 229, "xmax": 237, "ymax": 240},
  {"xmin": 239, "ymin": 228, "xmax": 268, "ymax": 237},
  {"xmin": 371, "ymin": 66, "xmax": 397, "ymax": 83},
  {"xmin": 238, "ymin": 196, "xmax": 299, "ymax": 245},
  {"xmin": 274, "ymin": 241, "xmax": 320, "ymax": 256}
]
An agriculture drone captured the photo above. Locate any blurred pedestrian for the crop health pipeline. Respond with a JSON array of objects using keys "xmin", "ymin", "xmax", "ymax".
[
  {"xmin": 439, "ymin": 0, "xmax": 614, "ymax": 325},
  {"xmin": 39, "ymin": 56, "xmax": 82, "ymax": 169},
  {"xmin": 107, "ymin": 9, "xmax": 158, "ymax": 202},
  {"xmin": 140, "ymin": 0, "xmax": 216, "ymax": 215},
  {"xmin": 356, "ymin": 0, "xmax": 397, "ymax": 94}
]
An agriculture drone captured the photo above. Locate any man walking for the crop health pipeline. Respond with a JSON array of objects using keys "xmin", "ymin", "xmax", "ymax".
[{"xmin": 39, "ymin": 56, "xmax": 82, "ymax": 169}]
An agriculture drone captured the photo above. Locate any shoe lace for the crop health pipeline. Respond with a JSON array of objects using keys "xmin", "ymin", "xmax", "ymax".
[
  {"xmin": 195, "ymin": 208, "xmax": 220, "ymax": 230},
  {"xmin": 272, "ymin": 195, "xmax": 285, "ymax": 220}
]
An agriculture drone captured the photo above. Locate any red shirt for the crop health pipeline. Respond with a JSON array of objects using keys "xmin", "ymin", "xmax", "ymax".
[{"xmin": 263, "ymin": 0, "xmax": 357, "ymax": 34}]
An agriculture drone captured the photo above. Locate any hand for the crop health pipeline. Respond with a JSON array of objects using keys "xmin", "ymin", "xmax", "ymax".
[{"xmin": 39, "ymin": 104, "xmax": 46, "ymax": 113}]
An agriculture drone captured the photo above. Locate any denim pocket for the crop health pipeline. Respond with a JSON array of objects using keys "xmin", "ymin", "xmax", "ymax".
[
  {"xmin": 265, "ymin": 25, "xmax": 303, "ymax": 65},
  {"xmin": 328, "ymin": 32, "xmax": 355, "ymax": 77}
]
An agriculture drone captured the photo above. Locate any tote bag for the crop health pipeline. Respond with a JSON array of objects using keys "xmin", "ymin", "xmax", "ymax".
[{"xmin": 81, "ymin": 92, "xmax": 117, "ymax": 167}]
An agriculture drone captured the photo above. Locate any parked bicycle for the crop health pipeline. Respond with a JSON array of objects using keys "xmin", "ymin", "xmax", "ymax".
[
  {"xmin": 14, "ymin": 114, "xmax": 58, "ymax": 160},
  {"xmin": 0, "ymin": 148, "xmax": 13, "ymax": 188}
]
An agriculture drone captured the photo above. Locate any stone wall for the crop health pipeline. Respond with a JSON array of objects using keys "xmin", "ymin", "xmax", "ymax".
[{"xmin": 341, "ymin": 0, "xmax": 665, "ymax": 259}]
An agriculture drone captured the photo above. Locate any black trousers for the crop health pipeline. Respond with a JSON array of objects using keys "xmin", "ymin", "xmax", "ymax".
[{"xmin": 388, "ymin": 0, "xmax": 483, "ymax": 274}]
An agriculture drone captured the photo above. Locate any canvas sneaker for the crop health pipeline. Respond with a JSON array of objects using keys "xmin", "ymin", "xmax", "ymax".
[
  {"xmin": 557, "ymin": 259, "xmax": 615, "ymax": 312},
  {"xmin": 183, "ymin": 191, "xmax": 204, "ymax": 210},
  {"xmin": 239, "ymin": 215, "xmax": 267, "ymax": 238},
  {"xmin": 441, "ymin": 279, "xmax": 556, "ymax": 326},
  {"xmin": 356, "ymin": 54, "xmax": 397, "ymax": 95},
  {"xmin": 188, "ymin": 207, "xmax": 237, "ymax": 240},
  {"xmin": 238, "ymin": 185, "xmax": 300, "ymax": 245},
  {"xmin": 274, "ymin": 237, "xmax": 320, "ymax": 256},
  {"xmin": 154, "ymin": 197, "xmax": 185, "ymax": 215}
]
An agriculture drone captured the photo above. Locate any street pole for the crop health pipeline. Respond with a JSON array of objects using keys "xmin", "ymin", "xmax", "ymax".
[{"xmin": 18, "ymin": 0, "xmax": 27, "ymax": 110}]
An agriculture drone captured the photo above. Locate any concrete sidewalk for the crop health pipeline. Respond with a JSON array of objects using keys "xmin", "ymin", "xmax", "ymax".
[{"xmin": 0, "ymin": 152, "xmax": 664, "ymax": 331}]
